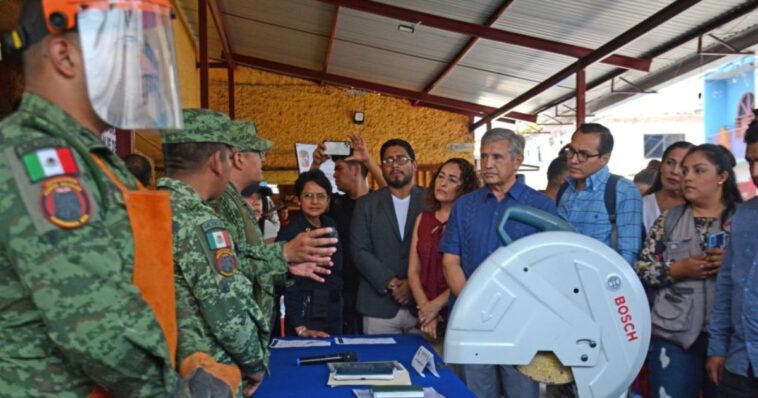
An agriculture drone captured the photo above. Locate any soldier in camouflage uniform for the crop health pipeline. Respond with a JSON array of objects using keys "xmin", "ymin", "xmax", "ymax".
[
  {"xmin": 159, "ymin": 109, "xmax": 270, "ymax": 397},
  {"xmin": 0, "ymin": 0, "xmax": 229, "ymax": 396},
  {"xmin": 213, "ymin": 121, "xmax": 338, "ymax": 338}
]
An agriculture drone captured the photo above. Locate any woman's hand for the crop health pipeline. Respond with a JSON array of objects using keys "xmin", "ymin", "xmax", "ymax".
[
  {"xmin": 420, "ymin": 316, "xmax": 440, "ymax": 340},
  {"xmin": 417, "ymin": 300, "xmax": 442, "ymax": 325},
  {"xmin": 669, "ymin": 253, "xmax": 720, "ymax": 280},
  {"xmin": 704, "ymin": 248, "xmax": 724, "ymax": 270}
]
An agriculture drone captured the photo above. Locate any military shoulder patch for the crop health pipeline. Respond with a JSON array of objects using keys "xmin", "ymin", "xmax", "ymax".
[
  {"xmin": 200, "ymin": 220, "xmax": 238, "ymax": 277},
  {"xmin": 214, "ymin": 247, "xmax": 238, "ymax": 277},
  {"xmin": 40, "ymin": 176, "xmax": 91, "ymax": 229},
  {"xmin": 20, "ymin": 146, "xmax": 79, "ymax": 183},
  {"xmin": 205, "ymin": 226, "xmax": 232, "ymax": 250}
]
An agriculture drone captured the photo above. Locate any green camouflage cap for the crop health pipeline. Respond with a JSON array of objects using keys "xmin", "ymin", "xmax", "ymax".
[
  {"xmin": 163, "ymin": 109, "xmax": 235, "ymax": 147},
  {"xmin": 229, "ymin": 120, "xmax": 273, "ymax": 152}
]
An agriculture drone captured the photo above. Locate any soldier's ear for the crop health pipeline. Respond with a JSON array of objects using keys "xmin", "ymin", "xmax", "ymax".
[
  {"xmin": 208, "ymin": 150, "xmax": 224, "ymax": 176},
  {"xmin": 47, "ymin": 35, "xmax": 79, "ymax": 80},
  {"xmin": 231, "ymin": 150, "xmax": 245, "ymax": 170}
]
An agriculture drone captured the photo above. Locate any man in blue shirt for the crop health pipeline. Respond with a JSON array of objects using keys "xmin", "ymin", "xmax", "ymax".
[
  {"xmin": 557, "ymin": 123, "xmax": 642, "ymax": 265},
  {"xmin": 707, "ymin": 118, "xmax": 758, "ymax": 397},
  {"xmin": 441, "ymin": 128, "xmax": 556, "ymax": 398}
]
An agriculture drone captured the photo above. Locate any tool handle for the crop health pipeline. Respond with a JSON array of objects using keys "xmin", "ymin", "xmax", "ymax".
[{"xmin": 497, "ymin": 204, "xmax": 575, "ymax": 245}]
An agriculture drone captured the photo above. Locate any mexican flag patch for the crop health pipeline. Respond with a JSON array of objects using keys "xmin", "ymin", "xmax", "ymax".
[
  {"xmin": 22, "ymin": 147, "xmax": 79, "ymax": 182},
  {"xmin": 207, "ymin": 229, "xmax": 232, "ymax": 250}
]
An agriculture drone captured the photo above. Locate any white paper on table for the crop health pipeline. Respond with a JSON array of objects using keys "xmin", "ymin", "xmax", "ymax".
[
  {"xmin": 351, "ymin": 387, "xmax": 445, "ymax": 398},
  {"xmin": 411, "ymin": 346, "xmax": 440, "ymax": 378},
  {"xmin": 269, "ymin": 338, "xmax": 331, "ymax": 348},
  {"xmin": 334, "ymin": 337, "xmax": 397, "ymax": 345}
]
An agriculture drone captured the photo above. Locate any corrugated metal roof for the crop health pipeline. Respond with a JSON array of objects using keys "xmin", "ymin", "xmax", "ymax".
[{"xmin": 174, "ymin": 0, "xmax": 758, "ymax": 123}]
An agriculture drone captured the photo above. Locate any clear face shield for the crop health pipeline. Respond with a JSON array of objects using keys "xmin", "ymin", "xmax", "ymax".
[{"xmin": 77, "ymin": 1, "xmax": 183, "ymax": 130}]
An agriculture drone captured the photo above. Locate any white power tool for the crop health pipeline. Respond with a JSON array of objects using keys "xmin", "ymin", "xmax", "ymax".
[{"xmin": 444, "ymin": 205, "xmax": 650, "ymax": 398}]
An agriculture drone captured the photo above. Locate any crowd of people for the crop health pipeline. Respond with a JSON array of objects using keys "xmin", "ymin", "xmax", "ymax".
[{"xmin": 2, "ymin": 1, "xmax": 758, "ymax": 397}]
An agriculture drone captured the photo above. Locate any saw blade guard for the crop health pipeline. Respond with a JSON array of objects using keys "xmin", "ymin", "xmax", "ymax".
[{"xmin": 444, "ymin": 206, "xmax": 651, "ymax": 398}]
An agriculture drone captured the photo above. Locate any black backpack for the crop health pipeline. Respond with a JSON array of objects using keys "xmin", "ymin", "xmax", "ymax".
[{"xmin": 556, "ymin": 174, "xmax": 621, "ymax": 250}]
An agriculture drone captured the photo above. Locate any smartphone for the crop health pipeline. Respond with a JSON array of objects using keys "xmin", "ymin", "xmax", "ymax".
[
  {"xmin": 323, "ymin": 141, "xmax": 352, "ymax": 156},
  {"xmin": 706, "ymin": 231, "xmax": 725, "ymax": 249}
]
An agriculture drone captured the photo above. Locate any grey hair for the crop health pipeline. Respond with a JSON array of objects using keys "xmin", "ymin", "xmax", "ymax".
[{"xmin": 481, "ymin": 128, "xmax": 524, "ymax": 158}]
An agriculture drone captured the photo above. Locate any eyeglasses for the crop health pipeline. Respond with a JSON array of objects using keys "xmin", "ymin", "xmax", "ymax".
[
  {"xmin": 381, "ymin": 156, "xmax": 411, "ymax": 166},
  {"xmin": 302, "ymin": 192, "xmax": 329, "ymax": 202},
  {"xmin": 564, "ymin": 146, "xmax": 603, "ymax": 162}
]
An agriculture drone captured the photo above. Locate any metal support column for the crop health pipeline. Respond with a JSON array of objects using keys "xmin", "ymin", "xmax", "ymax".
[
  {"xmin": 115, "ymin": 129, "xmax": 134, "ymax": 158},
  {"xmin": 199, "ymin": 0, "xmax": 209, "ymax": 108},
  {"xmin": 576, "ymin": 69, "xmax": 586, "ymax": 126},
  {"xmin": 228, "ymin": 65, "xmax": 235, "ymax": 118}
]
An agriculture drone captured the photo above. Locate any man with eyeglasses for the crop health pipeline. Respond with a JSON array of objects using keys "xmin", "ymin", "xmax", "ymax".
[
  {"xmin": 211, "ymin": 120, "xmax": 338, "ymax": 353},
  {"xmin": 556, "ymin": 123, "xmax": 642, "ymax": 266},
  {"xmin": 351, "ymin": 139, "xmax": 425, "ymax": 334}
]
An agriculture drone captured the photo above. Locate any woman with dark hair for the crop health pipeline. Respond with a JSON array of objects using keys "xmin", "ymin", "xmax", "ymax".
[
  {"xmin": 635, "ymin": 144, "xmax": 742, "ymax": 398},
  {"xmin": 642, "ymin": 141, "xmax": 695, "ymax": 232},
  {"xmin": 407, "ymin": 158, "xmax": 479, "ymax": 342},
  {"xmin": 276, "ymin": 170, "xmax": 343, "ymax": 337},
  {"xmin": 241, "ymin": 183, "xmax": 278, "ymax": 244}
]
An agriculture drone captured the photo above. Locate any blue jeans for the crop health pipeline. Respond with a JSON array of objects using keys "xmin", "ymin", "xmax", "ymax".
[
  {"xmin": 462, "ymin": 364, "xmax": 539, "ymax": 398},
  {"xmin": 647, "ymin": 334, "xmax": 718, "ymax": 398}
]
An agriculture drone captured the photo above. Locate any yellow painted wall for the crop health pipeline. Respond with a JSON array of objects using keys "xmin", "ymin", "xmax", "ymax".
[
  {"xmin": 172, "ymin": 5, "xmax": 200, "ymax": 109},
  {"xmin": 208, "ymin": 67, "xmax": 473, "ymax": 184}
]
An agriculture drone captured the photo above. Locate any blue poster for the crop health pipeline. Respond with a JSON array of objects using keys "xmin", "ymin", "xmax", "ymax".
[{"xmin": 704, "ymin": 55, "xmax": 755, "ymax": 161}]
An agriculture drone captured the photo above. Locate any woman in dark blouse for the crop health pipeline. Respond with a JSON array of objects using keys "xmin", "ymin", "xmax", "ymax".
[
  {"xmin": 635, "ymin": 144, "xmax": 742, "ymax": 398},
  {"xmin": 276, "ymin": 170, "xmax": 343, "ymax": 337},
  {"xmin": 407, "ymin": 158, "xmax": 478, "ymax": 340}
]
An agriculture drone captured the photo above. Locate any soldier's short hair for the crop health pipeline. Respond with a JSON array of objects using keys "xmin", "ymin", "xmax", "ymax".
[{"xmin": 163, "ymin": 142, "xmax": 231, "ymax": 174}]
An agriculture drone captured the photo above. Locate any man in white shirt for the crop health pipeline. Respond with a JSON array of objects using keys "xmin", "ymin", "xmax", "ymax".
[{"xmin": 351, "ymin": 139, "xmax": 426, "ymax": 334}]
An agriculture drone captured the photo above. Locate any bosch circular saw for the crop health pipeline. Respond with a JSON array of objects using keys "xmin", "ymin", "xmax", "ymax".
[{"xmin": 444, "ymin": 205, "xmax": 650, "ymax": 398}]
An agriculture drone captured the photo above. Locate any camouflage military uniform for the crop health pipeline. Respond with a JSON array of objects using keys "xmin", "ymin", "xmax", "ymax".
[
  {"xmin": 212, "ymin": 121, "xmax": 287, "ymax": 338},
  {"xmin": 214, "ymin": 184, "xmax": 287, "ymax": 340},
  {"xmin": 158, "ymin": 178, "xmax": 268, "ymax": 383},
  {"xmin": 0, "ymin": 94, "xmax": 179, "ymax": 396},
  {"xmin": 160, "ymin": 109, "xmax": 269, "ymax": 393}
]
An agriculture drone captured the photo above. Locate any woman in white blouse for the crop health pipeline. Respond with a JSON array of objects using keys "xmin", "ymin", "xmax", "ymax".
[{"xmin": 642, "ymin": 141, "xmax": 694, "ymax": 232}]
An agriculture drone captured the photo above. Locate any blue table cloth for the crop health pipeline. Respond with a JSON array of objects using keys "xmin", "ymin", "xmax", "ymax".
[{"xmin": 256, "ymin": 334, "xmax": 474, "ymax": 397}]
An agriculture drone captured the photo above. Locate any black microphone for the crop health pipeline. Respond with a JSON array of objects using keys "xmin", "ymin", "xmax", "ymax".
[{"xmin": 296, "ymin": 351, "xmax": 357, "ymax": 366}]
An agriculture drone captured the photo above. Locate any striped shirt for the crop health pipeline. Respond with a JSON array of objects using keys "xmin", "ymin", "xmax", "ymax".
[{"xmin": 557, "ymin": 166, "xmax": 642, "ymax": 265}]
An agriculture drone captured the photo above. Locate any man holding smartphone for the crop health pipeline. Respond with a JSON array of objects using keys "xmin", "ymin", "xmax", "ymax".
[
  {"xmin": 311, "ymin": 134, "xmax": 386, "ymax": 333},
  {"xmin": 707, "ymin": 115, "xmax": 758, "ymax": 397}
]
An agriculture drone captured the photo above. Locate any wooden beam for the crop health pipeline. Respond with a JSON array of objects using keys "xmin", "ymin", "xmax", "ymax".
[
  {"xmin": 207, "ymin": 0, "xmax": 235, "ymax": 69},
  {"xmin": 231, "ymin": 53, "xmax": 538, "ymax": 122},
  {"xmin": 318, "ymin": 0, "xmax": 651, "ymax": 72},
  {"xmin": 471, "ymin": 0, "xmax": 701, "ymax": 130},
  {"xmin": 413, "ymin": 0, "xmax": 515, "ymax": 106}
]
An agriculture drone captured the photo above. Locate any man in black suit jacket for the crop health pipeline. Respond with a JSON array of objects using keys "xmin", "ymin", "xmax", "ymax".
[{"xmin": 351, "ymin": 139, "xmax": 425, "ymax": 334}]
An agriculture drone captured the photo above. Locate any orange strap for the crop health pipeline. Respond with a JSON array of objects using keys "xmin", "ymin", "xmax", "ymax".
[{"xmin": 88, "ymin": 155, "xmax": 177, "ymax": 397}]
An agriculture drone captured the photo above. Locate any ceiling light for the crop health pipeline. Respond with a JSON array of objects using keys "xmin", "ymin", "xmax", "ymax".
[{"xmin": 397, "ymin": 24, "xmax": 415, "ymax": 33}]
